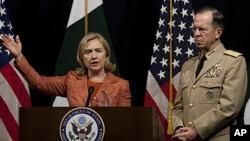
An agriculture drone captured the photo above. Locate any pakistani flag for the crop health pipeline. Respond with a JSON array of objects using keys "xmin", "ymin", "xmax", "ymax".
[
  {"xmin": 52, "ymin": 0, "xmax": 118, "ymax": 106},
  {"xmin": 243, "ymin": 61, "xmax": 250, "ymax": 124}
]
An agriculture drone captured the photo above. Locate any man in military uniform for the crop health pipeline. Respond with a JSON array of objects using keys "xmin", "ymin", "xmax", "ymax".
[{"xmin": 172, "ymin": 6, "xmax": 247, "ymax": 141}]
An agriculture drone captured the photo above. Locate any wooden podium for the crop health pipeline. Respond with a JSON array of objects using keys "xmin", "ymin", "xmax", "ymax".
[{"xmin": 19, "ymin": 107, "xmax": 164, "ymax": 141}]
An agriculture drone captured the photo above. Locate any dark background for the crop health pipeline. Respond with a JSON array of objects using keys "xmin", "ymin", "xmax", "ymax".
[{"xmin": 6, "ymin": 0, "xmax": 249, "ymax": 106}]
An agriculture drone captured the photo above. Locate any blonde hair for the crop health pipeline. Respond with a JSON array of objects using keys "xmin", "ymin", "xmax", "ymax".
[{"xmin": 76, "ymin": 32, "xmax": 116, "ymax": 74}]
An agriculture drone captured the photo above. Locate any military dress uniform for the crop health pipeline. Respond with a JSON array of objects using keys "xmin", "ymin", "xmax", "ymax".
[{"xmin": 172, "ymin": 43, "xmax": 247, "ymax": 141}]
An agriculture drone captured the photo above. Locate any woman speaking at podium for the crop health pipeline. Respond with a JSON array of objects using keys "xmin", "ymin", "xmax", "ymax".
[{"xmin": 2, "ymin": 32, "xmax": 131, "ymax": 107}]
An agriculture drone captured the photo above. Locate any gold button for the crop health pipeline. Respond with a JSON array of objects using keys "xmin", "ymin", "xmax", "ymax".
[
  {"xmin": 188, "ymin": 122, "xmax": 193, "ymax": 126},
  {"xmin": 189, "ymin": 103, "xmax": 193, "ymax": 107},
  {"xmin": 192, "ymin": 85, "xmax": 196, "ymax": 89}
]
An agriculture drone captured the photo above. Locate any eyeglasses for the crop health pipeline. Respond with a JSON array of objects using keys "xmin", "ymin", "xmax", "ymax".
[{"xmin": 191, "ymin": 27, "xmax": 210, "ymax": 34}]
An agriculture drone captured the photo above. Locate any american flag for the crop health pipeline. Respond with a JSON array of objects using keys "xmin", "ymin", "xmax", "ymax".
[
  {"xmin": 144, "ymin": 0, "xmax": 199, "ymax": 140},
  {"xmin": 0, "ymin": 0, "xmax": 31, "ymax": 140}
]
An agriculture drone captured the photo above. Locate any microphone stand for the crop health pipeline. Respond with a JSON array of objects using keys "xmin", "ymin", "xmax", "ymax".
[{"xmin": 85, "ymin": 86, "xmax": 94, "ymax": 107}]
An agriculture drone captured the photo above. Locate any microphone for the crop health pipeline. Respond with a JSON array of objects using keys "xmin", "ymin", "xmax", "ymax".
[{"xmin": 85, "ymin": 86, "xmax": 94, "ymax": 107}]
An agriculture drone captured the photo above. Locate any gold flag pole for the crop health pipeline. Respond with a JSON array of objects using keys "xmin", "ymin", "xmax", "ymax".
[
  {"xmin": 167, "ymin": 0, "xmax": 173, "ymax": 135},
  {"xmin": 84, "ymin": 0, "xmax": 88, "ymax": 35}
]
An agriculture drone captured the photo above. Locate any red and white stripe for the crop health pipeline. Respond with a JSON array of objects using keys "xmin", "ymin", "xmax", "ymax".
[
  {"xmin": 144, "ymin": 71, "xmax": 180, "ymax": 141},
  {"xmin": 0, "ymin": 60, "xmax": 31, "ymax": 141}
]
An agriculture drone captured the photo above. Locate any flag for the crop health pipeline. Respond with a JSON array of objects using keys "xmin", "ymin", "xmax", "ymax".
[
  {"xmin": 144, "ymin": 0, "xmax": 199, "ymax": 140},
  {"xmin": 52, "ymin": 0, "xmax": 118, "ymax": 106},
  {"xmin": 0, "ymin": 0, "xmax": 32, "ymax": 140},
  {"xmin": 243, "ymin": 61, "xmax": 250, "ymax": 124}
]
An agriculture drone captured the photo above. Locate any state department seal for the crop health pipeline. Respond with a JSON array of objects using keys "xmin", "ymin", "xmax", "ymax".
[{"xmin": 59, "ymin": 107, "xmax": 105, "ymax": 141}]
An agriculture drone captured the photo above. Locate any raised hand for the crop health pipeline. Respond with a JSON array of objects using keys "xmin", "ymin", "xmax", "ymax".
[{"xmin": 1, "ymin": 34, "xmax": 23, "ymax": 60}]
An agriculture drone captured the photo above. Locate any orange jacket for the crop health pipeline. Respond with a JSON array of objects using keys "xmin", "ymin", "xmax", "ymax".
[{"xmin": 15, "ymin": 57, "xmax": 131, "ymax": 107}]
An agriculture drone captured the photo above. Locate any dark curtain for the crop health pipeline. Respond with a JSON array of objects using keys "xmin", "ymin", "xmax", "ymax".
[{"xmin": 5, "ymin": 0, "xmax": 249, "ymax": 106}]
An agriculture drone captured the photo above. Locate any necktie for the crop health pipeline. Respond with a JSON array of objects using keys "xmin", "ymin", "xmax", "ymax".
[{"xmin": 195, "ymin": 55, "xmax": 206, "ymax": 77}]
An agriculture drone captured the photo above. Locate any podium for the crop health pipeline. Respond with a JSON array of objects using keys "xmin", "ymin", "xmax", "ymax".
[{"xmin": 19, "ymin": 107, "xmax": 164, "ymax": 141}]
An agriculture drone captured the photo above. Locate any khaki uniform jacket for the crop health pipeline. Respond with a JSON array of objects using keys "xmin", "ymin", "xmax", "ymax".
[
  {"xmin": 172, "ymin": 43, "xmax": 247, "ymax": 140},
  {"xmin": 15, "ymin": 56, "xmax": 131, "ymax": 107}
]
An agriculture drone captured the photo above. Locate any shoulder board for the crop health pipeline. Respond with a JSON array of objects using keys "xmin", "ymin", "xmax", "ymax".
[
  {"xmin": 189, "ymin": 53, "xmax": 199, "ymax": 59},
  {"xmin": 184, "ymin": 54, "xmax": 199, "ymax": 62},
  {"xmin": 224, "ymin": 50, "xmax": 242, "ymax": 58}
]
